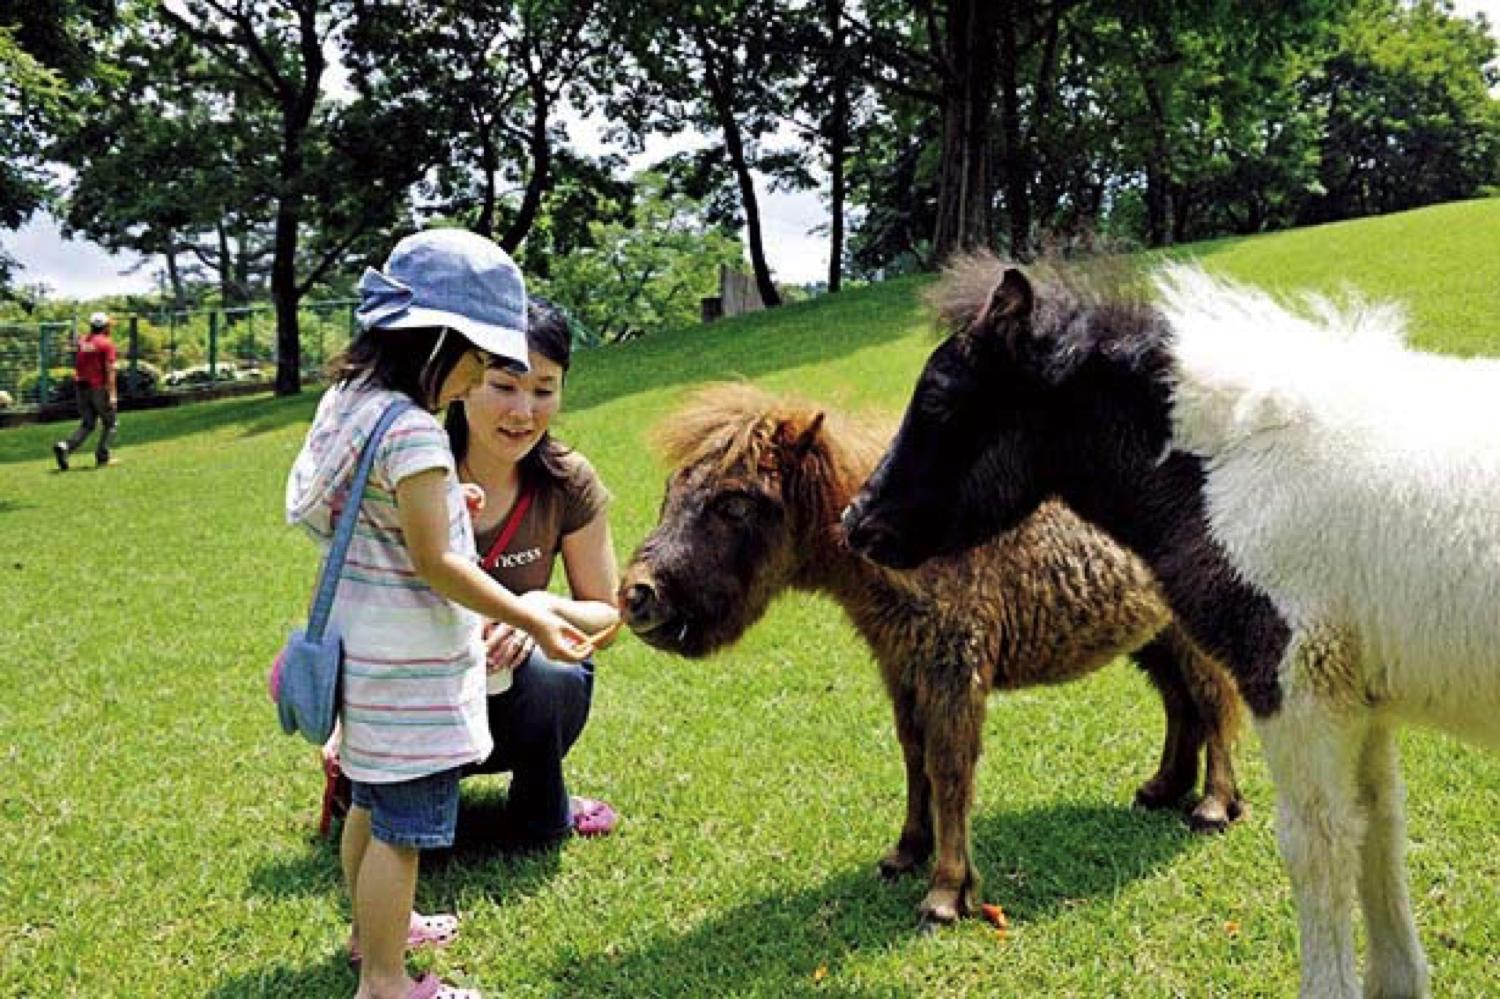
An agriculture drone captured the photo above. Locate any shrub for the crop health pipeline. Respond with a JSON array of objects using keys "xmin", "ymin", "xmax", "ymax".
[
  {"xmin": 16, "ymin": 367, "xmax": 76, "ymax": 405},
  {"xmin": 119, "ymin": 361, "xmax": 161, "ymax": 400}
]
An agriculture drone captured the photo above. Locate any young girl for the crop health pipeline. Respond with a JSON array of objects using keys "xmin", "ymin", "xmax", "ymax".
[
  {"xmin": 450, "ymin": 298, "xmax": 621, "ymax": 846},
  {"xmin": 287, "ymin": 229, "xmax": 589, "ymax": 999}
]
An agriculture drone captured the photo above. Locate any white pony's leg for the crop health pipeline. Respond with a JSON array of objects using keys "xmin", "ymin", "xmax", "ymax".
[
  {"xmin": 1257, "ymin": 689, "xmax": 1368, "ymax": 999},
  {"xmin": 1356, "ymin": 723, "xmax": 1430, "ymax": 998}
]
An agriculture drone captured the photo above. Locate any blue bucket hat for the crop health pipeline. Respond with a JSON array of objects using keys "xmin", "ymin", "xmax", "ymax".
[{"xmin": 356, "ymin": 228, "xmax": 529, "ymax": 370}]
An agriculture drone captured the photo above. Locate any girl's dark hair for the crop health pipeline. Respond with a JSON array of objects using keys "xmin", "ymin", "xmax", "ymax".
[
  {"xmin": 446, "ymin": 298, "xmax": 574, "ymax": 485},
  {"xmin": 328, "ymin": 324, "xmax": 476, "ymax": 410}
]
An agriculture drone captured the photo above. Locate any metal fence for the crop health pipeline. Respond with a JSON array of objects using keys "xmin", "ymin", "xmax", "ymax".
[{"xmin": 0, "ymin": 299, "xmax": 358, "ymax": 409}]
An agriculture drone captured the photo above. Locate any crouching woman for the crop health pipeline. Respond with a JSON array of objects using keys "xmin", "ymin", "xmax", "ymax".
[{"xmin": 450, "ymin": 298, "xmax": 621, "ymax": 846}]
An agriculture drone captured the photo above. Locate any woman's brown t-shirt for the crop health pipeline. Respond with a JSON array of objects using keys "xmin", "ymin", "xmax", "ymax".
[{"xmin": 473, "ymin": 449, "xmax": 611, "ymax": 594}]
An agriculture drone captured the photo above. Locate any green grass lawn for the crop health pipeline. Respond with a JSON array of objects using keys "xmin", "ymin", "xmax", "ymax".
[{"xmin": 2, "ymin": 199, "xmax": 1497, "ymax": 996}]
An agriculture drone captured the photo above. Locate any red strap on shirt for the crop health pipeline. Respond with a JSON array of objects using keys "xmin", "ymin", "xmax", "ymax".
[{"xmin": 479, "ymin": 489, "xmax": 534, "ymax": 571}]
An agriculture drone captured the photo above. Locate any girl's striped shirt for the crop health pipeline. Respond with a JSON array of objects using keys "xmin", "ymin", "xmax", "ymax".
[{"xmin": 286, "ymin": 383, "xmax": 496, "ymax": 783}]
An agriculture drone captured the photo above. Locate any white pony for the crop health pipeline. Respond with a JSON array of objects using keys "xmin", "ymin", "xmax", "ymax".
[
  {"xmin": 847, "ymin": 255, "xmax": 1499, "ymax": 997},
  {"xmin": 1158, "ymin": 266, "xmax": 1500, "ymax": 997}
]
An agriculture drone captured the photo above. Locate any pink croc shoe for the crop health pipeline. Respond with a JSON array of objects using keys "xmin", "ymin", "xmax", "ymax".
[
  {"xmin": 408, "ymin": 972, "xmax": 480, "ymax": 999},
  {"xmin": 348, "ymin": 911, "xmax": 460, "ymax": 965},
  {"xmin": 570, "ymin": 796, "xmax": 618, "ymax": 837}
]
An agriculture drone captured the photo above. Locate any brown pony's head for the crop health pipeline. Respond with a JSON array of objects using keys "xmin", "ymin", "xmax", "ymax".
[{"xmin": 620, "ymin": 383, "xmax": 880, "ymax": 658}]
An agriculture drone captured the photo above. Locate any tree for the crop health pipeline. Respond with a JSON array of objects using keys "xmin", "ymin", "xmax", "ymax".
[
  {"xmin": 1301, "ymin": 0, "xmax": 1499, "ymax": 223},
  {"xmin": 347, "ymin": 0, "xmax": 619, "ymax": 254},
  {"xmin": 536, "ymin": 172, "xmax": 742, "ymax": 341},
  {"xmin": 0, "ymin": 0, "xmax": 115, "ymax": 294},
  {"xmin": 611, "ymin": 0, "xmax": 810, "ymax": 308},
  {"xmin": 55, "ymin": 17, "xmax": 277, "ymax": 311},
  {"xmin": 157, "ymin": 0, "xmax": 420, "ymax": 395}
]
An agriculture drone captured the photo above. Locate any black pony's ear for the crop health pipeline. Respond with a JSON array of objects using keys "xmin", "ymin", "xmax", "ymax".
[{"xmin": 990, "ymin": 268, "xmax": 1033, "ymax": 321}]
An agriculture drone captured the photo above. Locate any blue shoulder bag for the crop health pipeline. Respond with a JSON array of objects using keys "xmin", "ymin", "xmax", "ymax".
[{"xmin": 269, "ymin": 400, "xmax": 413, "ymax": 744}]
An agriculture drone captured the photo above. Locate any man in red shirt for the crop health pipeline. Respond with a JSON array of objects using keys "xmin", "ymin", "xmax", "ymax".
[{"xmin": 53, "ymin": 311, "xmax": 119, "ymax": 470}]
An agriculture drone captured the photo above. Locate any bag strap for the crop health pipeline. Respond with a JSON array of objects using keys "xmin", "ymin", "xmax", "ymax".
[
  {"xmin": 306, "ymin": 400, "xmax": 414, "ymax": 641},
  {"xmin": 479, "ymin": 488, "xmax": 534, "ymax": 571}
]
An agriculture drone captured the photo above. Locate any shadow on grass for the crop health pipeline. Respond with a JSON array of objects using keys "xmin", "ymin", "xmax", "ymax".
[
  {"xmin": 0, "ymin": 497, "xmax": 32, "ymax": 516},
  {"xmin": 244, "ymin": 781, "xmax": 563, "ymax": 905},
  {"xmin": 245, "ymin": 834, "xmax": 342, "ymax": 901},
  {"xmin": 205, "ymin": 950, "xmax": 357, "ymax": 998},
  {"xmin": 550, "ymin": 801, "xmax": 1199, "ymax": 995},
  {"xmin": 0, "ymin": 392, "xmax": 318, "ymax": 465}
]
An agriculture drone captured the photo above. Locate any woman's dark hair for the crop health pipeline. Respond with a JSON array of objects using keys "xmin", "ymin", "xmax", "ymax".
[
  {"xmin": 446, "ymin": 297, "xmax": 574, "ymax": 485},
  {"xmin": 328, "ymin": 324, "xmax": 476, "ymax": 410}
]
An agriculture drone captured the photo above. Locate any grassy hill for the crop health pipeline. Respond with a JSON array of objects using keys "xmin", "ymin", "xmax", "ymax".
[{"xmin": 1, "ymin": 198, "xmax": 1497, "ymax": 996}]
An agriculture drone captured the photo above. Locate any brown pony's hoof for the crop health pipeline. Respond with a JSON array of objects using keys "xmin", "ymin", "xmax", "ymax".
[
  {"xmin": 916, "ymin": 885, "xmax": 972, "ymax": 928},
  {"xmin": 1188, "ymin": 795, "xmax": 1247, "ymax": 834},
  {"xmin": 1134, "ymin": 777, "xmax": 1193, "ymax": 811},
  {"xmin": 878, "ymin": 847, "xmax": 928, "ymax": 881}
]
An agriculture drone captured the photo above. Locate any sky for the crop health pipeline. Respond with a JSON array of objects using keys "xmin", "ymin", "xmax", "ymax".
[{"xmin": 5, "ymin": 0, "xmax": 1496, "ymax": 301}]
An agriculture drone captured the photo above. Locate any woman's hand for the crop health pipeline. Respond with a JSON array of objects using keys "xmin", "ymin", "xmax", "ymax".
[
  {"xmin": 460, "ymin": 482, "xmax": 486, "ymax": 515},
  {"xmin": 321, "ymin": 721, "xmax": 341, "ymax": 775},
  {"xmin": 482, "ymin": 619, "xmax": 537, "ymax": 672}
]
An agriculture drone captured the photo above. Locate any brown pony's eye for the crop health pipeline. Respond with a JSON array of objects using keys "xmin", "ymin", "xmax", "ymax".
[{"xmin": 715, "ymin": 494, "xmax": 756, "ymax": 521}]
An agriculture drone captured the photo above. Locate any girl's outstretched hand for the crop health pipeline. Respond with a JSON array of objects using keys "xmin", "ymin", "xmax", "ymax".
[{"xmin": 528, "ymin": 608, "xmax": 593, "ymax": 663}]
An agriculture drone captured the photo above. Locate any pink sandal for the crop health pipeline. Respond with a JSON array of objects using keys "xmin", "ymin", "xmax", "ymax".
[
  {"xmin": 347, "ymin": 911, "xmax": 460, "ymax": 965},
  {"xmin": 407, "ymin": 972, "xmax": 480, "ymax": 998},
  {"xmin": 571, "ymin": 796, "xmax": 618, "ymax": 837}
]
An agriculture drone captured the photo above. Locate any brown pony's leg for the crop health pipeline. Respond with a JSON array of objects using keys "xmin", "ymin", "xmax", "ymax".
[
  {"xmin": 1176, "ymin": 631, "xmax": 1247, "ymax": 831},
  {"xmin": 879, "ymin": 681, "xmax": 934, "ymax": 879},
  {"xmin": 915, "ymin": 670, "xmax": 985, "ymax": 926},
  {"xmin": 1133, "ymin": 630, "xmax": 1204, "ymax": 808},
  {"xmin": 1136, "ymin": 626, "xmax": 1246, "ymax": 832}
]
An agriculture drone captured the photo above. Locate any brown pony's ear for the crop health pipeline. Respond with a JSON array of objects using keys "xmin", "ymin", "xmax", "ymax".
[{"xmin": 785, "ymin": 411, "xmax": 825, "ymax": 461}]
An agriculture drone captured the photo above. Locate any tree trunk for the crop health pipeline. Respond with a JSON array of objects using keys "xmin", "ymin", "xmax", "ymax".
[
  {"xmin": 216, "ymin": 220, "xmax": 235, "ymax": 314},
  {"xmin": 499, "ymin": 77, "xmax": 552, "ymax": 254},
  {"xmin": 272, "ymin": 114, "xmax": 313, "ymax": 395},
  {"xmin": 825, "ymin": 0, "xmax": 848, "ymax": 293},
  {"xmin": 474, "ymin": 124, "xmax": 498, "ymax": 238},
  {"xmin": 272, "ymin": 1, "xmax": 324, "ymax": 397},
  {"xmin": 996, "ymin": 0, "xmax": 1029, "ymax": 258},
  {"xmin": 932, "ymin": 0, "xmax": 999, "ymax": 262},
  {"xmin": 697, "ymin": 30, "xmax": 781, "ymax": 308},
  {"xmin": 1141, "ymin": 72, "xmax": 1173, "ymax": 248},
  {"xmin": 163, "ymin": 239, "xmax": 186, "ymax": 310},
  {"xmin": 271, "ymin": 181, "xmax": 303, "ymax": 395}
]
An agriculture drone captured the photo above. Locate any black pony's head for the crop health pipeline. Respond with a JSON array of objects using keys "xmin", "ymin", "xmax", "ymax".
[{"xmin": 844, "ymin": 255, "xmax": 1171, "ymax": 570}]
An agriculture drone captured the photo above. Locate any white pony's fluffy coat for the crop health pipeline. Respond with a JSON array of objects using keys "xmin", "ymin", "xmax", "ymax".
[
  {"xmin": 1153, "ymin": 264, "xmax": 1500, "ymax": 997},
  {"xmin": 1157, "ymin": 265, "xmax": 1500, "ymax": 744}
]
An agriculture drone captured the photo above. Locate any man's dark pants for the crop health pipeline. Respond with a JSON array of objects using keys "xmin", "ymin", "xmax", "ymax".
[{"xmin": 63, "ymin": 386, "xmax": 117, "ymax": 462}]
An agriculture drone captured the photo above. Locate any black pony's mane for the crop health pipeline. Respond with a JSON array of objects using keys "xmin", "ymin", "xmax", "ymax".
[{"xmin": 927, "ymin": 251, "xmax": 1172, "ymax": 384}]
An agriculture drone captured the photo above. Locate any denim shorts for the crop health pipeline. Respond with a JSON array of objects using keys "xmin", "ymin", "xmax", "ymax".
[{"xmin": 350, "ymin": 767, "xmax": 462, "ymax": 849}]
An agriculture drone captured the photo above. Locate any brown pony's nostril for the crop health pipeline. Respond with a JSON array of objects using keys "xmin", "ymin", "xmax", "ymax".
[{"xmin": 624, "ymin": 582, "xmax": 658, "ymax": 622}]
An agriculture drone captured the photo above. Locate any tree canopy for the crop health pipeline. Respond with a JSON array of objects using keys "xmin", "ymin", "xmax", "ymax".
[{"xmin": 3, "ymin": 0, "xmax": 1496, "ymax": 379}]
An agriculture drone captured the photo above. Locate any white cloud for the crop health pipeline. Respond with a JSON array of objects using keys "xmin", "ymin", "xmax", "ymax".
[{"xmin": 1, "ymin": 214, "xmax": 153, "ymax": 300}]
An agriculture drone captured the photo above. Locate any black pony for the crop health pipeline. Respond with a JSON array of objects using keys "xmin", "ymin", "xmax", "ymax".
[{"xmin": 842, "ymin": 256, "xmax": 1289, "ymax": 718}]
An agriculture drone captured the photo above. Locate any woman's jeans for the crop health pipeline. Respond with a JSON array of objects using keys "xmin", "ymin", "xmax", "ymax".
[{"xmin": 465, "ymin": 650, "xmax": 595, "ymax": 842}]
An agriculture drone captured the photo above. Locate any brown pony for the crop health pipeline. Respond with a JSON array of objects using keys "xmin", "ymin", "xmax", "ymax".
[{"xmin": 620, "ymin": 384, "xmax": 1245, "ymax": 926}]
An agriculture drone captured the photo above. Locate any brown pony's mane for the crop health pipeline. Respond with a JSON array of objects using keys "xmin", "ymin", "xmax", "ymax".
[{"xmin": 655, "ymin": 383, "xmax": 891, "ymax": 506}]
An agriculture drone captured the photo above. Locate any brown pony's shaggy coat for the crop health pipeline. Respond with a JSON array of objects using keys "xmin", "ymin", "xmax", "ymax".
[{"xmin": 621, "ymin": 384, "xmax": 1245, "ymax": 925}]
